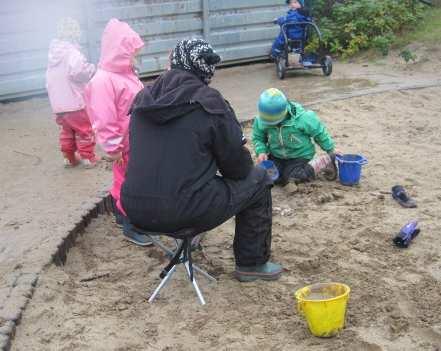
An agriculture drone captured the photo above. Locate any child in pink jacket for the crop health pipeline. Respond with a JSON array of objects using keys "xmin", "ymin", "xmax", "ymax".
[
  {"xmin": 85, "ymin": 19, "xmax": 149, "ymax": 245},
  {"xmin": 46, "ymin": 18, "xmax": 97, "ymax": 168}
]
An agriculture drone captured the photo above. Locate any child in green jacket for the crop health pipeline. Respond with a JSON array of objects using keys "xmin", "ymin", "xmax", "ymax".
[{"xmin": 252, "ymin": 88, "xmax": 338, "ymax": 185}]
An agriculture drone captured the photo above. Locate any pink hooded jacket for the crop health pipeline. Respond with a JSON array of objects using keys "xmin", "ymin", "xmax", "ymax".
[
  {"xmin": 46, "ymin": 40, "xmax": 95, "ymax": 114},
  {"xmin": 85, "ymin": 18, "xmax": 144, "ymax": 156}
]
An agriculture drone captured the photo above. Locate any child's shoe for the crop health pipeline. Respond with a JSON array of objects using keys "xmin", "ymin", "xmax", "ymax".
[
  {"xmin": 322, "ymin": 153, "xmax": 338, "ymax": 181},
  {"xmin": 80, "ymin": 156, "xmax": 100, "ymax": 169},
  {"xmin": 63, "ymin": 153, "xmax": 79, "ymax": 168},
  {"xmin": 308, "ymin": 154, "xmax": 337, "ymax": 181}
]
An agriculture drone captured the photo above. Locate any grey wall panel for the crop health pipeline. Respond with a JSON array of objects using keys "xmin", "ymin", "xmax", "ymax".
[
  {"xmin": 0, "ymin": 33, "xmax": 89, "ymax": 58},
  {"xmin": 210, "ymin": 27, "xmax": 278, "ymax": 47},
  {"xmin": 91, "ymin": 0, "xmax": 205, "ymax": 77},
  {"xmin": 0, "ymin": 74, "xmax": 45, "ymax": 98},
  {"xmin": 209, "ymin": 0, "xmax": 284, "ymax": 11},
  {"xmin": 96, "ymin": 1, "xmax": 202, "ymax": 21},
  {"xmin": 0, "ymin": 52, "xmax": 48, "ymax": 76},
  {"xmin": 0, "ymin": 0, "xmax": 86, "ymax": 99},
  {"xmin": 209, "ymin": 9, "xmax": 284, "ymax": 30},
  {"xmin": 0, "ymin": 0, "xmax": 287, "ymax": 100}
]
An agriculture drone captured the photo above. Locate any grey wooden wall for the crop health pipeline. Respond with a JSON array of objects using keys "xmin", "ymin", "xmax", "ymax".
[{"xmin": 0, "ymin": 0, "xmax": 285, "ymax": 100}]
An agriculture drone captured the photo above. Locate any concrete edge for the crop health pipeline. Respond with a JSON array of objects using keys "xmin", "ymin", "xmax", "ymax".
[
  {"xmin": 51, "ymin": 194, "xmax": 113, "ymax": 267},
  {"xmin": 1, "ymin": 192, "xmax": 113, "ymax": 351}
]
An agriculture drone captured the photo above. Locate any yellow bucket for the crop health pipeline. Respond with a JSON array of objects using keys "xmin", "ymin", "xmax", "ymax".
[{"xmin": 295, "ymin": 282, "xmax": 350, "ymax": 337}]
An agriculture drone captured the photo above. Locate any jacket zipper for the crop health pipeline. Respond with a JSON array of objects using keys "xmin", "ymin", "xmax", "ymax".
[{"xmin": 278, "ymin": 126, "xmax": 287, "ymax": 158}]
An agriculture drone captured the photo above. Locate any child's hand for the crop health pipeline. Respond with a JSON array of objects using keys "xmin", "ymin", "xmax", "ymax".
[
  {"xmin": 104, "ymin": 152, "xmax": 123, "ymax": 165},
  {"xmin": 257, "ymin": 153, "xmax": 269, "ymax": 163}
]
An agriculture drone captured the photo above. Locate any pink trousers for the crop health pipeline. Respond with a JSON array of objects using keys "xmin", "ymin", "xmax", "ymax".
[
  {"xmin": 55, "ymin": 110, "xmax": 96, "ymax": 161},
  {"xmin": 113, "ymin": 152, "xmax": 129, "ymax": 215}
]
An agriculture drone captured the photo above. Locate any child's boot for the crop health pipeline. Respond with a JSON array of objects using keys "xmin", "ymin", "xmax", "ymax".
[
  {"xmin": 308, "ymin": 154, "xmax": 337, "ymax": 181},
  {"xmin": 63, "ymin": 152, "xmax": 79, "ymax": 168},
  {"xmin": 80, "ymin": 156, "xmax": 100, "ymax": 169}
]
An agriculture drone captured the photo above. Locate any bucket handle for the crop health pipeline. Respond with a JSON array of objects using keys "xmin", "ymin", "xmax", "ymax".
[
  {"xmin": 336, "ymin": 155, "xmax": 368, "ymax": 165},
  {"xmin": 359, "ymin": 157, "xmax": 368, "ymax": 165}
]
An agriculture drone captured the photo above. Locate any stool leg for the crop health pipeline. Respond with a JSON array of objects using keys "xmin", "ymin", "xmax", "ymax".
[
  {"xmin": 148, "ymin": 264, "xmax": 177, "ymax": 303},
  {"xmin": 184, "ymin": 262, "xmax": 206, "ymax": 305},
  {"xmin": 193, "ymin": 264, "xmax": 217, "ymax": 283}
]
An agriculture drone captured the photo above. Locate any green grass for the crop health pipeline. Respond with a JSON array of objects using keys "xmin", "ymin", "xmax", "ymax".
[{"xmin": 394, "ymin": 7, "xmax": 441, "ymax": 47}]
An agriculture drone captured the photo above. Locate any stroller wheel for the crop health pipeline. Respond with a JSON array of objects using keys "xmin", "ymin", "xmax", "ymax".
[
  {"xmin": 321, "ymin": 56, "xmax": 333, "ymax": 76},
  {"xmin": 276, "ymin": 57, "xmax": 286, "ymax": 80}
]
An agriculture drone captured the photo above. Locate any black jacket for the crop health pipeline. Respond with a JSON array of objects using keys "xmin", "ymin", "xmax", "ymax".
[{"xmin": 121, "ymin": 69, "xmax": 253, "ymax": 230}]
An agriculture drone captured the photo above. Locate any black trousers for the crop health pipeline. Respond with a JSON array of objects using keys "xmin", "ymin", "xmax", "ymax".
[
  {"xmin": 207, "ymin": 167, "xmax": 273, "ymax": 267},
  {"xmin": 270, "ymin": 155, "xmax": 315, "ymax": 185},
  {"xmin": 122, "ymin": 167, "xmax": 273, "ymax": 267},
  {"xmin": 182, "ymin": 167, "xmax": 273, "ymax": 267}
]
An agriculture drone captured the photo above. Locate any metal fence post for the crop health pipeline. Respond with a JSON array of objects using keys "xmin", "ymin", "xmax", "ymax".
[{"xmin": 202, "ymin": 0, "xmax": 210, "ymax": 40}]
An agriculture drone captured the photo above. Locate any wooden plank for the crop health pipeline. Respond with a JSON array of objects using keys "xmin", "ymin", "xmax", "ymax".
[
  {"xmin": 91, "ymin": 17, "xmax": 203, "ymax": 38},
  {"xmin": 0, "ymin": 5, "xmax": 84, "ymax": 34},
  {"xmin": 0, "ymin": 73, "xmax": 45, "ymax": 97},
  {"xmin": 209, "ymin": 0, "xmax": 284, "ymax": 11},
  {"xmin": 209, "ymin": 9, "xmax": 284, "ymax": 30},
  {"xmin": 0, "ymin": 53, "xmax": 47, "ymax": 76},
  {"xmin": 210, "ymin": 26, "xmax": 277, "ymax": 46},
  {"xmin": 95, "ymin": 1, "xmax": 201, "ymax": 21}
]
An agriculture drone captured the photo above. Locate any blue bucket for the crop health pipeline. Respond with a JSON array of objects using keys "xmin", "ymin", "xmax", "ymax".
[
  {"xmin": 258, "ymin": 160, "xmax": 280, "ymax": 181},
  {"xmin": 336, "ymin": 154, "xmax": 368, "ymax": 186}
]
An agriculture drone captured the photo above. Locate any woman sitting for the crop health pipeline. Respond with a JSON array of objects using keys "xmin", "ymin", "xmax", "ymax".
[{"xmin": 121, "ymin": 39, "xmax": 282, "ymax": 282}]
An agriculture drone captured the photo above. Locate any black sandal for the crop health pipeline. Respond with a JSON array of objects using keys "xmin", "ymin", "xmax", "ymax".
[{"xmin": 391, "ymin": 185, "xmax": 417, "ymax": 208}]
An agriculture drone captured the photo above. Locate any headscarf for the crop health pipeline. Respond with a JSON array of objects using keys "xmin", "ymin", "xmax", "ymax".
[
  {"xmin": 57, "ymin": 17, "xmax": 81, "ymax": 44},
  {"xmin": 170, "ymin": 39, "xmax": 221, "ymax": 84}
]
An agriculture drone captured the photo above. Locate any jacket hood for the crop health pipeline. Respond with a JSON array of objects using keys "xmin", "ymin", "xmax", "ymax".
[
  {"xmin": 99, "ymin": 18, "xmax": 144, "ymax": 73},
  {"xmin": 132, "ymin": 69, "xmax": 230, "ymax": 125},
  {"xmin": 280, "ymin": 101, "xmax": 304, "ymax": 125},
  {"xmin": 288, "ymin": 101, "xmax": 304, "ymax": 119},
  {"xmin": 48, "ymin": 39, "xmax": 76, "ymax": 67}
]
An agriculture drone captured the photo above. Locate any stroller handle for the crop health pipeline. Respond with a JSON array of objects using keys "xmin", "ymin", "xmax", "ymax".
[{"xmin": 280, "ymin": 21, "xmax": 323, "ymax": 43}]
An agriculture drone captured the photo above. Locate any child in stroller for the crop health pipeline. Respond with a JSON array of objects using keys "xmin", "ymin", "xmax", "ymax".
[{"xmin": 271, "ymin": 0, "xmax": 311, "ymax": 59}]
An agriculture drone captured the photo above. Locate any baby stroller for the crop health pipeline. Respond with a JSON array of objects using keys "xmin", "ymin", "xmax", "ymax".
[{"xmin": 274, "ymin": 19, "xmax": 333, "ymax": 79}]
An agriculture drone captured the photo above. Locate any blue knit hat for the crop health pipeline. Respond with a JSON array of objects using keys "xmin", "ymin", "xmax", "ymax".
[
  {"xmin": 286, "ymin": 0, "xmax": 304, "ymax": 6},
  {"xmin": 258, "ymin": 88, "xmax": 289, "ymax": 126}
]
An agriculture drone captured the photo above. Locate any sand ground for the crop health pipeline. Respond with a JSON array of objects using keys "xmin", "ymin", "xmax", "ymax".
[
  {"xmin": 4, "ymin": 44, "xmax": 441, "ymax": 350},
  {"xmin": 12, "ymin": 84, "xmax": 441, "ymax": 351}
]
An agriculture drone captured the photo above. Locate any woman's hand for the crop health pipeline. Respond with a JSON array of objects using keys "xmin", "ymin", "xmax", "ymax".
[{"xmin": 104, "ymin": 152, "xmax": 123, "ymax": 166}]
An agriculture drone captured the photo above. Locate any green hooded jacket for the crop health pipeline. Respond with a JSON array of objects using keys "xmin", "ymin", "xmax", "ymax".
[{"xmin": 252, "ymin": 101, "xmax": 335, "ymax": 160}]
